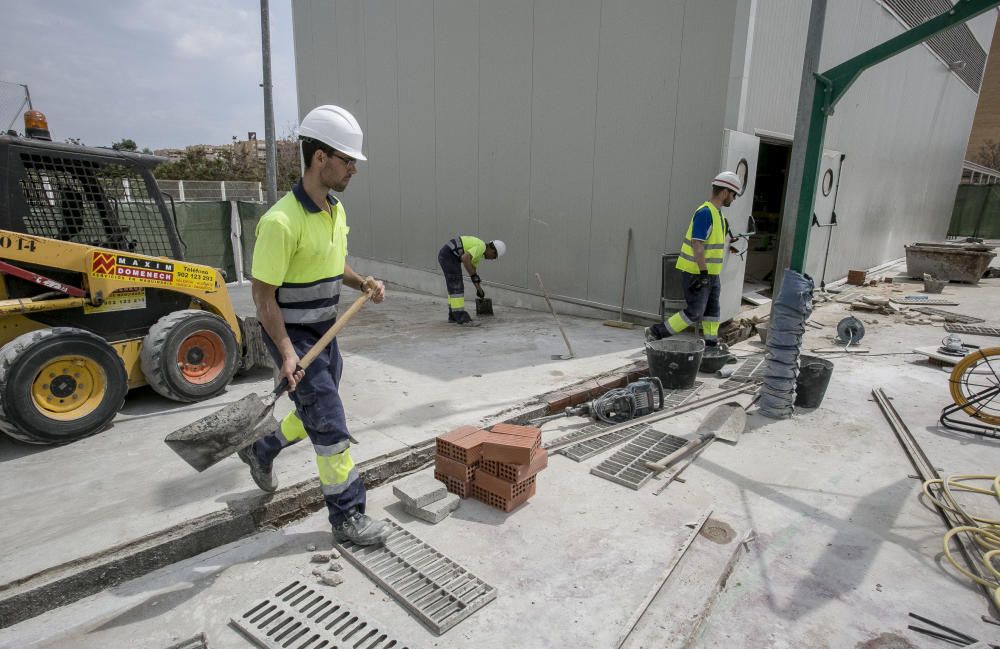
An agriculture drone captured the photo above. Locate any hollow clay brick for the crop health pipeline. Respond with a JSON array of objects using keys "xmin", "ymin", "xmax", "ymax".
[
  {"xmin": 480, "ymin": 448, "xmax": 548, "ymax": 483},
  {"xmin": 435, "ymin": 454, "xmax": 477, "ymax": 482},
  {"xmin": 471, "ymin": 480, "xmax": 537, "ymax": 513},
  {"xmin": 434, "ymin": 470, "xmax": 471, "ymax": 498}
]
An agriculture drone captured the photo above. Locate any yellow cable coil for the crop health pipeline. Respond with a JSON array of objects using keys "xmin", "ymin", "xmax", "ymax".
[{"xmin": 923, "ymin": 475, "xmax": 1000, "ymax": 608}]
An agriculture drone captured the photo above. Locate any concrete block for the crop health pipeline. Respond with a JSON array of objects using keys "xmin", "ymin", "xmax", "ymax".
[
  {"xmin": 393, "ymin": 474, "xmax": 447, "ymax": 508},
  {"xmin": 404, "ymin": 492, "xmax": 461, "ymax": 524}
]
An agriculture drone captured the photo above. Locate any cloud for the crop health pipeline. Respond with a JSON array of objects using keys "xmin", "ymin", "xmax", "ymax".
[{"xmin": 0, "ymin": 0, "xmax": 297, "ymax": 149}]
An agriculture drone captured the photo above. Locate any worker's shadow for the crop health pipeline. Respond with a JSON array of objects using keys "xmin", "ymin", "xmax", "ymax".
[{"xmin": 89, "ymin": 529, "xmax": 334, "ymax": 633}]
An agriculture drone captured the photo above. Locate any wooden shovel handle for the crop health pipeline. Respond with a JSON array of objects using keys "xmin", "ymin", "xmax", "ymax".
[
  {"xmin": 645, "ymin": 435, "xmax": 713, "ymax": 473},
  {"xmin": 273, "ymin": 289, "xmax": 372, "ymax": 395},
  {"xmin": 300, "ymin": 289, "xmax": 371, "ymax": 370}
]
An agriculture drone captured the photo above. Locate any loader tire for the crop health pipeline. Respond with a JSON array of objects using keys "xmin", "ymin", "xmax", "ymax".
[
  {"xmin": 0, "ymin": 328, "xmax": 128, "ymax": 445},
  {"xmin": 141, "ymin": 310, "xmax": 239, "ymax": 403}
]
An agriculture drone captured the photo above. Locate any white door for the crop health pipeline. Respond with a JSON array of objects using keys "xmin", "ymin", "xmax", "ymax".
[
  {"xmin": 803, "ymin": 151, "xmax": 843, "ymax": 283},
  {"xmin": 719, "ymin": 129, "xmax": 760, "ymax": 321}
]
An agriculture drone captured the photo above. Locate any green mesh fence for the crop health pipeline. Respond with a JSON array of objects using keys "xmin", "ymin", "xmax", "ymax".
[
  {"xmin": 949, "ymin": 185, "xmax": 1000, "ymax": 239},
  {"xmin": 173, "ymin": 202, "xmax": 237, "ymax": 281}
]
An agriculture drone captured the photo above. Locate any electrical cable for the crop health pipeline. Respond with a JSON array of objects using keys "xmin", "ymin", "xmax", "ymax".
[{"xmin": 922, "ymin": 474, "xmax": 1000, "ymax": 610}]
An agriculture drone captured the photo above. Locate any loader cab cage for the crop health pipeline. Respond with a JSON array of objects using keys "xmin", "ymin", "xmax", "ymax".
[{"xmin": 0, "ymin": 136, "xmax": 183, "ymax": 260}]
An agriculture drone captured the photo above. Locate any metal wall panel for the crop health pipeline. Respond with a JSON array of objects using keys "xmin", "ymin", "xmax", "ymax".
[
  {"xmin": 744, "ymin": 0, "xmax": 992, "ymax": 285},
  {"xmin": 434, "ymin": 0, "xmax": 480, "ymax": 256},
  {"xmin": 291, "ymin": 0, "xmax": 987, "ymax": 315},
  {"xmin": 478, "ymin": 0, "xmax": 533, "ymax": 289},
  {"xmin": 527, "ymin": 0, "xmax": 602, "ymax": 298},
  {"xmin": 396, "ymin": 1, "xmax": 437, "ymax": 271},
  {"xmin": 590, "ymin": 0, "xmax": 685, "ymax": 313},
  {"xmin": 364, "ymin": 1, "xmax": 402, "ymax": 263}
]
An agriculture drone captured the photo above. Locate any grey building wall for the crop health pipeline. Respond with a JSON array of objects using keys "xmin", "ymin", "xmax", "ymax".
[
  {"xmin": 743, "ymin": 0, "xmax": 996, "ymax": 282},
  {"xmin": 292, "ymin": 0, "xmax": 739, "ymax": 317},
  {"xmin": 292, "ymin": 0, "xmax": 994, "ymax": 317}
]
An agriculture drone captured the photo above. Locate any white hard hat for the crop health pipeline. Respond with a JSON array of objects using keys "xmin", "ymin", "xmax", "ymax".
[
  {"xmin": 489, "ymin": 240, "xmax": 507, "ymax": 257},
  {"xmin": 712, "ymin": 171, "xmax": 742, "ymax": 194},
  {"xmin": 297, "ymin": 105, "xmax": 367, "ymax": 161}
]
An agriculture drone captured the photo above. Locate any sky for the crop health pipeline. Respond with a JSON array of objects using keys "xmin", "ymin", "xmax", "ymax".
[{"xmin": 0, "ymin": 0, "xmax": 298, "ymax": 150}]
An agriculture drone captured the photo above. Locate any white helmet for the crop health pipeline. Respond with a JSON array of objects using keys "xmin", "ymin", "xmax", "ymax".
[
  {"xmin": 297, "ymin": 105, "xmax": 367, "ymax": 161},
  {"xmin": 489, "ymin": 240, "xmax": 507, "ymax": 257},
  {"xmin": 712, "ymin": 171, "xmax": 742, "ymax": 194}
]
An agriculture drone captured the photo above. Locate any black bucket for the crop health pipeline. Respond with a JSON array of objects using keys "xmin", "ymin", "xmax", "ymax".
[
  {"xmin": 646, "ymin": 338, "xmax": 704, "ymax": 389},
  {"xmin": 794, "ymin": 355, "xmax": 834, "ymax": 409}
]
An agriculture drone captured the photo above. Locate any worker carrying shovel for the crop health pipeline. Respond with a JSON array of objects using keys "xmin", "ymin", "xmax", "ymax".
[
  {"xmin": 645, "ymin": 171, "xmax": 742, "ymax": 349},
  {"xmin": 237, "ymin": 105, "xmax": 389, "ymax": 546},
  {"xmin": 437, "ymin": 236, "xmax": 506, "ymax": 326}
]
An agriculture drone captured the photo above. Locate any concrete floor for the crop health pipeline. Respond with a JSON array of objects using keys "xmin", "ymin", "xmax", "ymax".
[
  {"xmin": 0, "ymin": 284, "xmax": 642, "ymax": 586},
  {"xmin": 4, "ymin": 266, "xmax": 1000, "ymax": 649}
]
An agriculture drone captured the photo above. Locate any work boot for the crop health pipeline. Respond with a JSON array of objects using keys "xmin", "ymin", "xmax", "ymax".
[
  {"xmin": 451, "ymin": 310, "xmax": 479, "ymax": 327},
  {"xmin": 237, "ymin": 444, "xmax": 277, "ymax": 493},
  {"xmin": 333, "ymin": 511, "xmax": 389, "ymax": 546}
]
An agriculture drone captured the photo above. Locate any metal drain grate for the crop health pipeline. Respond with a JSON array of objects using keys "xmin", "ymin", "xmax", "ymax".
[
  {"xmin": 590, "ymin": 428, "xmax": 689, "ymax": 490},
  {"xmin": 944, "ymin": 323, "xmax": 1000, "ymax": 338},
  {"xmin": 891, "ymin": 295, "xmax": 959, "ymax": 306},
  {"xmin": 911, "ymin": 307, "xmax": 984, "ymax": 323},
  {"xmin": 549, "ymin": 382, "xmax": 703, "ymax": 456},
  {"xmin": 229, "ymin": 580, "xmax": 412, "ymax": 649},
  {"xmin": 562, "ymin": 422, "xmax": 647, "ymax": 462},
  {"xmin": 720, "ymin": 354, "xmax": 767, "ymax": 390},
  {"xmin": 336, "ymin": 520, "xmax": 496, "ymax": 635}
]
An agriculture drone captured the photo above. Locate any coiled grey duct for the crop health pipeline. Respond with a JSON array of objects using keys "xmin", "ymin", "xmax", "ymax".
[{"xmin": 759, "ymin": 270, "xmax": 815, "ymax": 419}]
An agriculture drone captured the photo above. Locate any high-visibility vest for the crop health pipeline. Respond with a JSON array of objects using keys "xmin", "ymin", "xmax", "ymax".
[{"xmin": 676, "ymin": 201, "xmax": 727, "ymax": 275}]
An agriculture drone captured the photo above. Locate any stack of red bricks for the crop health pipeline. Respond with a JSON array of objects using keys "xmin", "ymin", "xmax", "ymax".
[{"xmin": 434, "ymin": 423, "xmax": 547, "ymax": 512}]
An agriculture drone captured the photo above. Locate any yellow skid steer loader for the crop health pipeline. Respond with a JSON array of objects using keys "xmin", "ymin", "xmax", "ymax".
[{"xmin": 0, "ymin": 112, "xmax": 270, "ymax": 444}]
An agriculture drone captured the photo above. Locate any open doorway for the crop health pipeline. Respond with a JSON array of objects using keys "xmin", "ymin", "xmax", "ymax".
[{"xmin": 743, "ymin": 140, "xmax": 791, "ymax": 295}]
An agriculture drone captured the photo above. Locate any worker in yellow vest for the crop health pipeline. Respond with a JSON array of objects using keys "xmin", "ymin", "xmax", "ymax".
[
  {"xmin": 437, "ymin": 236, "xmax": 506, "ymax": 326},
  {"xmin": 645, "ymin": 171, "xmax": 742, "ymax": 349}
]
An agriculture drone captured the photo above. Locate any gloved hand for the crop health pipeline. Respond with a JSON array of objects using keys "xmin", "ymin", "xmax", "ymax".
[
  {"xmin": 697, "ymin": 271, "xmax": 710, "ymax": 288},
  {"xmin": 476, "ymin": 285, "xmax": 486, "ymax": 299}
]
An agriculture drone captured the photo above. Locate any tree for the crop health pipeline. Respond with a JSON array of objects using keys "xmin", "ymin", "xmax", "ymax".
[
  {"xmin": 974, "ymin": 139, "xmax": 1000, "ymax": 171},
  {"xmin": 111, "ymin": 138, "xmax": 138, "ymax": 152}
]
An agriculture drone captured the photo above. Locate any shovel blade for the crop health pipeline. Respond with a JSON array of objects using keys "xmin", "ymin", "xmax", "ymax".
[
  {"xmin": 164, "ymin": 392, "xmax": 279, "ymax": 472},
  {"xmin": 475, "ymin": 297, "xmax": 493, "ymax": 316},
  {"xmin": 695, "ymin": 402, "xmax": 747, "ymax": 444}
]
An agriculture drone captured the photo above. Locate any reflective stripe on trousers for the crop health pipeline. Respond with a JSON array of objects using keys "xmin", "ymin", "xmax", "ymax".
[
  {"xmin": 438, "ymin": 244, "xmax": 466, "ymax": 312},
  {"xmin": 253, "ymin": 326, "xmax": 365, "ymax": 525},
  {"xmin": 661, "ymin": 273, "xmax": 722, "ymax": 338}
]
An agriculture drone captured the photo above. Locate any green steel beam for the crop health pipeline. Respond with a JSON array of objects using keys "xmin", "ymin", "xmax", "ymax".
[{"xmin": 789, "ymin": 0, "xmax": 1000, "ymax": 272}]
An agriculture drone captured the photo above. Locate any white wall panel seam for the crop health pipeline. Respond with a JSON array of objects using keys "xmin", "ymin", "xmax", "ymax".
[
  {"xmin": 663, "ymin": 0, "xmax": 688, "ymax": 253},
  {"xmin": 586, "ymin": 0, "xmax": 605, "ymax": 302}
]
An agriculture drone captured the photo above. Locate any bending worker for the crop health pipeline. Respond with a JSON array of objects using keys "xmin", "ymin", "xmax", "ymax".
[
  {"xmin": 238, "ymin": 105, "xmax": 389, "ymax": 546},
  {"xmin": 645, "ymin": 171, "xmax": 742, "ymax": 349},
  {"xmin": 437, "ymin": 236, "xmax": 506, "ymax": 325}
]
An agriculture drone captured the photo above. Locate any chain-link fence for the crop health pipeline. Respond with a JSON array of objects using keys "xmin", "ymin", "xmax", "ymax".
[
  {"xmin": 156, "ymin": 179, "xmax": 263, "ymax": 202},
  {"xmin": 0, "ymin": 81, "xmax": 31, "ymax": 134}
]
